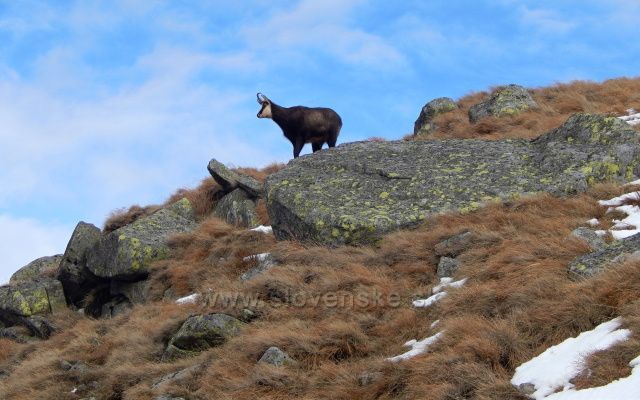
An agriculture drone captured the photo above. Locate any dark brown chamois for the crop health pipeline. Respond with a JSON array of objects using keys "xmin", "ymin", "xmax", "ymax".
[{"xmin": 256, "ymin": 93, "xmax": 342, "ymax": 158}]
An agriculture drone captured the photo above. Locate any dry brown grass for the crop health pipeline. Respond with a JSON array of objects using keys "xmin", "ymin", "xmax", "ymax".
[
  {"xmin": 103, "ymin": 163, "xmax": 285, "ymax": 232},
  {"xmin": 4, "ymin": 182, "xmax": 640, "ymax": 399},
  {"xmin": 414, "ymin": 77, "xmax": 640, "ymax": 140}
]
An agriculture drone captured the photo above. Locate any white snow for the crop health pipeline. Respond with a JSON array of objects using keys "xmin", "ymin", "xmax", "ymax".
[
  {"xmin": 430, "ymin": 320, "xmax": 440, "ymax": 329},
  {"xmin": 243, "ymin": 252, "xmax": 270, "ymax": 262},
  {"xmin": 511, "ymin": 318, "xmax": 632, "ymax": 400},
  {"xmin": 595, "ymin": 191, "xmax": 640, "ymax": 239},
  {"xmin": 250, "ymin": 225, "xmax": 273, "ymax": 234},
  {"xmin": 543, "ymin": 354, "xmax": 640, "ymax": 400},
  {"xmin": 412, "ymin": 277, "xmax": 467, "ymax": 308},
  {"xmin": 618, "ymin": 110, "xmax": 640, "ymax": 126},
  {"xmin": 586, "ymin": 218, "xmax": 599, "ymax": 227},
  {"xmin": 386, "ymin": 331, "xmax": 444, "ymax": 362},
  {"xmin": 413, "ymin": 292, "xmax": 447, "ymax": 308},
  {"xmin": 624, "ymin": 178, "xmax": 640, "ymax": 186},
  {"xmin": 432, "ymin": 277, "xmax": 468, "ymax": 294},
  {"xmin": 175, "ymin": 293, "xmax": 200, "ymax": 304}
]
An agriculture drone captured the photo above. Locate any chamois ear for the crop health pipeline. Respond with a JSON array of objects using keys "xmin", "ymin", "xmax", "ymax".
[{"xmin": 257, "ymin": 92, "xmax": 270, "ymax": 104}]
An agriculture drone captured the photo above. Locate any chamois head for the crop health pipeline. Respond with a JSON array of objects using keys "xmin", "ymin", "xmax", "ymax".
[{"xmin": 256, "ymin": 93, "xmax": 272, "ymax": 119}]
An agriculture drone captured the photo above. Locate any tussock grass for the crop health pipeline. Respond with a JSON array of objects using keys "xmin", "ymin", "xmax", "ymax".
[{"xmin": 412, "ymin": 77, "xmax": 640, "ymax": 140}]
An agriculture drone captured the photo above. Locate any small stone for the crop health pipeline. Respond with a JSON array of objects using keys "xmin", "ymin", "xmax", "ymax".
[
  {"xmin": 414, "ymin": 97, "xmax": 457, "ymax": 136},
  {"xmin": 214, "ymin": 189, "xmax": 260, "ymax": 228},
  {"xmin": 434, "ymin": 231, "xmax": 475, "ymax": 257},
  {"xmin": 570, "ymin": 227, "xmax": 606, "ymax": 250},
  {"xmin": 436, "ymin": 257, "xmax": 460, "ymax": 278},
  {"xmin": 258, "ymin": 346, "xmax": 295, "ymax": 367},
  {"xmin": 518, "ymin": 382, "xmax": 536, "ymax": 395},
  {"xmin": 469, "ymin": 84, "xmax": 537, "ymax": 123},
  {"xmin": 358, "ymin": 371, "xmax": 383, "ymax": 386},
  {"xmin": 240, "ymin": 253, "xmax": 278, "ymax": 281},
  {"xmin": 151, "ymin": 365, "xmax": 201, "ymax": 389}
]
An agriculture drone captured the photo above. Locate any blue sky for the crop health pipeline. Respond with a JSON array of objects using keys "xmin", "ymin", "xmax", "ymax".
[{"xmin": 1, "ymin": 0, "xmax": 639, "ymax": 282}]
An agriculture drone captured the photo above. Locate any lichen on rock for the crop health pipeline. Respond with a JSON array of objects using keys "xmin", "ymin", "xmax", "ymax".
[
  {"xmin": 265, "ymin": 113, "xmax": 640, "ymax": 246},
  {"xmin": 468, "ymin": 84, "xmax": 537, "ymax": 123}
]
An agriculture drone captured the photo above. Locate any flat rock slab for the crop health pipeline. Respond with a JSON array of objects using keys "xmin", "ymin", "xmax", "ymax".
[
  {"xmin": 86, "ymin": 198, "xmax": 197, "ymax": 280},
  {"xmin": 208, "ymin": 159, "xmax": 263, "ymax": 197},
  {"xmin": 568, "ymin": 233, "xmax": 640, "ymax": 279},
  {"xmin": 265, "ymin": 114, "xmax": 640, "ymax": 245}
]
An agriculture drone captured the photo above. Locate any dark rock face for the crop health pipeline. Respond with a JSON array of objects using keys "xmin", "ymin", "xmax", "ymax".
[
  {"xmin": 162, "ymin": 314, "xmax": 244, "ymax": 360},
  {"xmin": 436, "ymin": 257, "xmax": 460, "ymax": 278},
  {"xmin": 208, "ymin": 159, "xmax": 263, "ymax": 197},
  {"xmin": 414, "ymin": 97, "xmax": 457, "ymax": 136},
  {"xmin": 568, "ymin": 233, "xmax": 640, "ymax": 278},
  {"xmin": 265, "ymin": 114, "xmax": 640, "ymax": 245},
  {"xmin": 468, "ymin": 84, "xmax": 537, "ymax": 123},
  {"xmin": 57, "ymin": 222, "xmax": 104, "ymax": 306},
  {"xmin": 0, "ymin": 279, "xmax": 66, "ymax": 317},
  {"xmin": 10, "ymin": 255, "xmax": 62, "ymax": 284},
  {"xmin": 86, "ymin": 198, "xmax": 197, "ymax": 280},
  {"xmin": 214, "ymin": 189, "xmax": 260, "ymax": 228}
]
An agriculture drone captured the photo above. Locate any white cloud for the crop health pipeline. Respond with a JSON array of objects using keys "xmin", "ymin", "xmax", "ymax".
[
  {"xmin": 519, "ymin": 6, "xmax": 577, "ymax": 34},
  {"xmin": 0, "ymin": 214, "xmax": 72, "ymax": 284},
  {"xmin": 242, "ymin": 0, "xmax": 406, "ymax": 69}
]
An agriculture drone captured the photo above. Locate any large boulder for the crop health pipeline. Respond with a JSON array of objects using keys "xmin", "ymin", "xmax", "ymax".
[
  {"xmin": 469, "ymin": 84, "xmax": 537, "ymax": 123},
  {"xmin": 265, "ymin": 113, "xmax": 640, "ymax": 245},
  {"xmin": 162, "ymin": 313, "xmax": 244, "ymax": 360},
  {"xmin": 568, "ymin": 233, "xmax": 640, "ymax": 279},
  {"xmin": 57, "ymin": 222, "xmax": 104, "ymax": 306},
  {"xmin": 0, "ymin": 279, "xmax": 66, "ymax": 318},
  {"xmin": 86, "ymin": 198, "xmax": 197, "ymax": 280},
  {"xmin": 207, "ymin": 159, "xmax": 263, "ymax": 198},
  {"xmin": 10, "ymin": 255, "xmax": 62, "ymax": 284},
  {"xmin": 214, "ymin": 189, "xmax": 260, "ymax": 228},
  {"xmin": 414, "ymin": 97, "xmax": 457, "ymax": 136}
]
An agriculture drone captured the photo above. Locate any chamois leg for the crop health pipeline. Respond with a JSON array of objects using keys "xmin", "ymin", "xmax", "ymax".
[
  {"xmin": 293, "ymin": 139, "xmax": 305, "ymax": 158},
  {"xmin": 312, "ymin": 142, "xmax": 323, "ymax": 153},
  {"xmin": 327, "ymin": 136, "xmax": 337, "ymax": 148}
]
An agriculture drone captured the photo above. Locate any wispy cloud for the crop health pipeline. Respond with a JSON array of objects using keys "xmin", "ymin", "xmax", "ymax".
[{"xmin": 518, "ymin": 6, "xmax": 577, "ymax": 34}]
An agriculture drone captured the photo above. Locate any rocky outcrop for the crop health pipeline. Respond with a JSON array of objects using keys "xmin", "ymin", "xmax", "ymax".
[
  {"xmin": 469, "ymin": 84, "xmax": 537, "ymax": 123},
  {"xmin": 207, "ymin": 159, "xmax": 263, "ymax": 197},
  {"xmin": 214, "ymin": 189, "xmax": 260, "ymax": 228},
  {"xmin": 0, "ymin": 279, "xmax": 65, "ymax": 340},
  {"xmin": 570, "ymin": 227, "xmax": 606, "ymax": 251},
  {"xmin": 568, "ymin": 233, "xmax": 640, "ymax": 278},
  {"xmin": 57, "ymin": 222, "xmax": 104, "ymax": 306},
  {"xmin": 10, "ymin": 255, "xmax": 62, "ymax": 283},
  {"xmin": 86, "ymin": 198, "xmax": 197, "ymax": 280},
  {"xmin": 414, "ymin": 97, "xmax": 457, "ymax": 136},
  {"xmin": 265, "ymin": 113, "xmax": 640, "ymax": 245},
  {"xmin": 162, "ymin": 314, "xmax": 244, "ymax": 360}
]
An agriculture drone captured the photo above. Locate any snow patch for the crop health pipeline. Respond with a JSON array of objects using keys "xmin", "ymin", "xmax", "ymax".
[
  {"xmin": 433, "ymin": 277, "xmax": 467, "ymax": 294},
  {"xmin": 511, "ymin": 318, "xmax": 631, "ymax": 399},
  {"xmin": 618, "ymin": 110, "xmax": 640, "ymax": 126},
  {"xmin": 243, "ymin": 252, "xmax": 270, "ymax": 262},
  {"xmin": 250, "ymin": 225, "xmax": 273, "ymax": 234},
  {"xmin": 586, "ymin": 218, "xmax": 599, "ymax": 227},
  {"xmin": 595, "ymin": 191, "xmax": 640, "ymax": 239},
  {"xmin": 175, "ymin": 293, "xmax": 200, "ymax": 304},
  {"xmin": 413, "ymin": 292, "xmax": 447, "ymax": 308},
  {"xmin": 386, "ymin": 331, "xmax": 444, "ymax": 362}
]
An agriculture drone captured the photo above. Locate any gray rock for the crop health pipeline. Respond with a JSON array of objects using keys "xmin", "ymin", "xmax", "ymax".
[
  {"xmin": 57, "ymin": 222, "xmax": 104, "ymax": 306},
  {"xmin": 258, "ymin": 346, "xmax": 295, "ymax": 367},
  {"xmin": 358, "ymin": 371, "xmax": 383, "ymax": 386},
  {"xmin": 0, "ymin": 326, "xmax": 33, "ymax": 343},
  {"xmin": 414, "ymin": 97, "xmax": 457, "ymax": 136},
  {"xmin": 207, "ymin": 158, "xmax": 264, "ymax": 197},
  {"xmin": 434, "ymin": 231, "xmax": 475, "ymax": 257},
  {"xmin": 265, "ymin": 114, "xmax": 640, "ymax": 245},
  {"xmin": 214, "ymin": 189, "xmax": 260, "ymax": 228},
  {"xmin": 436, "ymin": 257, "xmax": 460, "ymax": 278},
  {"xmin": 59, "ymin": 360, "xmax": 90, "ymax": 374},
  {"xmin": 163, "ymin": 313, "xmax": 244, "ymax": 360},
  {"xmin": 569, "ymin": 233, "xmax": 640, "ymax": 278},
  {"xmin": 570, "ymin": 227, "xmax": 606, "ymax": 250},
  {"xmin": 22, "ymin": 315, "xmax": 56, "ymax": 338},
  {"xmin": 151, "ymin": 364, "xmax": 201, "ymax": 389},
  {"xmin": 240, "ymin": 253, "xmax": 278, "ymax": 281},
  {"xmin": 155, "ymin": 396, "xmax": 185, "ymax": 400},
  {"xmin": 0, "ymin": 278, "xmax": 66, "ymax": 317},
  {"xmin": 10, "ymin": 255, "xmax": 62, "ymax": 284},
  {"xmin": 86, "ymin": 198, "xmax": 197, "ymax": 280},
  {"xmin": 518, "ymin": 382, "xmax": 536, "ymax": 395},
  {"xmin": 469, "ymin": 84, "xmax": 537, "ymax": 123}
]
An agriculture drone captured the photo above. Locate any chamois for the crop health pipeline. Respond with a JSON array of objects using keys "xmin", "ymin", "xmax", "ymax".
[{"xmin": 256, "ymin": 93, "xmax": 342, "ymax": 158}]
